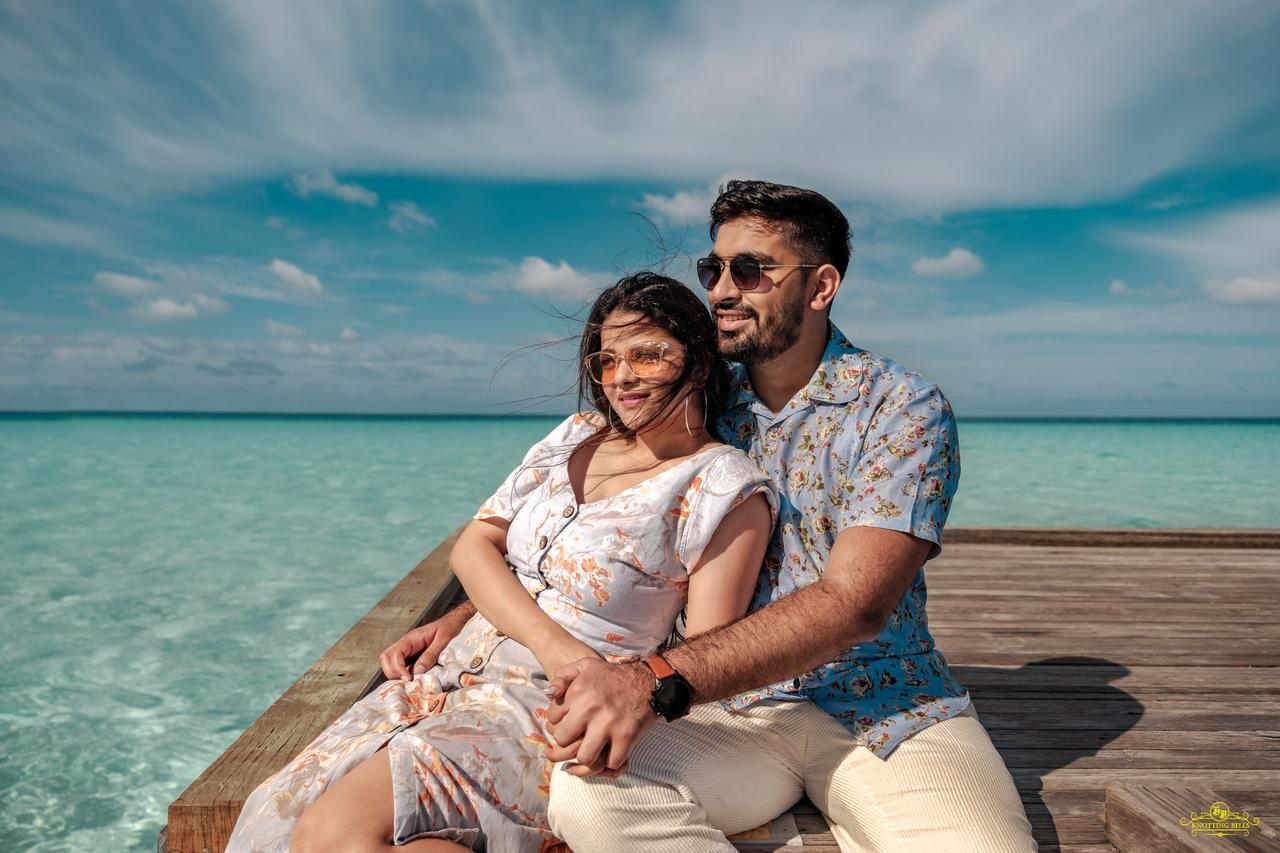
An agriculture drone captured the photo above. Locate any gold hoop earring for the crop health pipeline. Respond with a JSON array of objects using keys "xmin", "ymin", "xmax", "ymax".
[{"xmin": 683, "ymin": 394, "xmax": 694, "ymax": 437}]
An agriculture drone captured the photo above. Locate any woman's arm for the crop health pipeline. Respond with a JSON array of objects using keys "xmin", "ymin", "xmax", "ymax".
[
  {"xmin": 681, "ymin": 491, "xmax": 773, "ymax": 637},
  {"xmin": 449, "ymin": 517, "xmax": 599, "ymax": 675}
]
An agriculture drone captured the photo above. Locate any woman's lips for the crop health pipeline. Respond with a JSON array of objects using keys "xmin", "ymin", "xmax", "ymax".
[{"xmin": 617, "ymin": 392, "xmax": 650, "ymax": 409}]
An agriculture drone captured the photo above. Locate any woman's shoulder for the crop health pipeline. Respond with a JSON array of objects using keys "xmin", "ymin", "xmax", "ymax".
[{"xmin": 691, "ymin": 442, "xmax": 770, "ymax": 487}]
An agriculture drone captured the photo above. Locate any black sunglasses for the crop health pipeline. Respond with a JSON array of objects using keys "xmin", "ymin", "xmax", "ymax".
[{"xmin": 695, "ymin": 255, "xmax": 822, "ymax": 291}]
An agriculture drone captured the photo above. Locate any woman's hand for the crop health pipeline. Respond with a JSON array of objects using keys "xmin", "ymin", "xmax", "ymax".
[
  {"xmin": 536, "ymin": 637, "xmax": 602, "ymax": 682},
  {"xmin": 379, "ymin": 604, "xmax": 475, "ymax": 681}
]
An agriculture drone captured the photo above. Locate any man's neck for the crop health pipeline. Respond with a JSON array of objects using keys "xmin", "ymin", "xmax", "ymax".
[{"xmin": 747, "ymin": 320, "xmax": 830, "ymax": 415}]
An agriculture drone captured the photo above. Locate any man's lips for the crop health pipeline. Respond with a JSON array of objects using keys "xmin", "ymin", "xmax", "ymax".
[{"xmin": 716, "ymin": 310, "xmax": 755, "ymax": 333}]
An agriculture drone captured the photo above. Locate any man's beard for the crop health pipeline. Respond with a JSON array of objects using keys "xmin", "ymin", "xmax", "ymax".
[{"xmin": 716, "ymin": 286, "xmax": 807, "ymax": 364}]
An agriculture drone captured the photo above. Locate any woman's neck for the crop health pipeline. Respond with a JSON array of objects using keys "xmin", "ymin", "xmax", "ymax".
[{"xmin": 608, "ymin": 404, "xmax": 708, "ymax": 461}]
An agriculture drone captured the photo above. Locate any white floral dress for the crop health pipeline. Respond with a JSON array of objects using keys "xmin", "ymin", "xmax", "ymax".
[{"xmin": 225, "ymin": 413, "xmax": 777, "ymax": 852}]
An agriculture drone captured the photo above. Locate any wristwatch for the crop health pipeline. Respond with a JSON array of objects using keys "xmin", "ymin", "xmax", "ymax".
[{"xmin": 643, "ymin": 654, "xmax": 693, "ymax": 721}]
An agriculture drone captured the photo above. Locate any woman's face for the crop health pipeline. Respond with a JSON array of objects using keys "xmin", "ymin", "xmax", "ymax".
[{"xmin": 592, "ymin": 310, "xmax": 688, "ymax": 431}]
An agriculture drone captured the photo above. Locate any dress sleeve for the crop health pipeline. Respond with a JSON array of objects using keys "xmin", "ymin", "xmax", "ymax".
[
  {"xmin": 474, "ymin": 413, "xmax": 592, "ymax": 522},
  {"xmin": 840, "ymin": 380, "xmax": 960, "ymax": 559},
  {"xmin": 676, "ymin": 449, "xmax": 778, "ymax": 573}
]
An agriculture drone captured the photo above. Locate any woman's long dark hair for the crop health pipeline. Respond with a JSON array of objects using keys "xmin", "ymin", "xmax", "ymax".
[{"xmin": 577, "ymin": 272, "xmax": 730, "ymax": 443}]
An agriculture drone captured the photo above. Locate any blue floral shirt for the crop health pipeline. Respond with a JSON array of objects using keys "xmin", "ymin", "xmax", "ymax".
[{"xmin": 717, "ymin": 323, "xmax": 969, "ymax": 758}]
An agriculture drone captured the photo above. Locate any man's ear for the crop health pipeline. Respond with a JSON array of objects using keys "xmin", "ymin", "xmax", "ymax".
[{"xmin": 809, "ymin": 265, "xmax": 841, "ymax": 312}]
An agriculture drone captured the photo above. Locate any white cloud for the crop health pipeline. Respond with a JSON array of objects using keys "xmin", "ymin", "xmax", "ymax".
[
  {"xmin": 268, "ymin": 258, "xmax": 324, "ymax": 294},
  {"xmin": 1109, "ymin": 278, "xmax": 1127, "ymax": 295},
  {"xmin": 129, "ymin": 298, "xmax": 199, "ymax": 321},
  {"xmin": 339, "ymin": 327, "xmax": 359, "ymax": 341},
  {"xmin": 640, "ymin": 190, "xmax": 714, "ymax": 223},
  {"xmin": 1109, "ymin": 199, "xmax": 1280, "ymax": 301},
  {"xmin": 290, "ymin": 169, "xmax": 378, "ymax": 206},
  {"xmin": 1110, "ymin": 200, "xmax": 1280, "ymax": 274},
  {"xmin": 419, "ymin": 257, "xmax": 606, "ymax": 302},
  {"xmin": 512, "ymin": 257, "xmax": 597, "ymax": 299},
  {"xmin": 911, "ymin": 248, "xmax": 984, "ymax": 278},
  {"xmin": 388, "ymin": 201, "xmax": 437, "ymax": 233},
  {"xmin": 95, "ymin": 272, "xmax": 161, "ymax": 295},
  {"xmin": 4, "ymin": 3, "xmax": 1276, "ymax": 213},
  {"xmin": 265, "ymin": 318, "xmax": 304, "ymax": 337},
  {"xmin": 192, "ymin": 293, "xmax": 231, "ymax": 313},
  {"xmin": 266, "ymin": 216, "xmax": 303, "ymax": 238},
  {"xmin": 1203, "ymin": 276, "xmax": 1280, "ymax": 304}
]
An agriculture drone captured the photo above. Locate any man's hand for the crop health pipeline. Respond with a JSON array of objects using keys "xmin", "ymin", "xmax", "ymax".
[
  {"xmin": 379, "ymin": 611, "xmax": 469, "ymax": 681},
  {"xmin": 544, "ymin": 658, "xmax": 658, "ymax": 777}
]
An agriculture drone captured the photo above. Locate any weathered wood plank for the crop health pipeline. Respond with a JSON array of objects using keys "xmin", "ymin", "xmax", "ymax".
[
  {"xmin": 1105, "ymin": 786, "xmax": 1280, "ymax": 852},
  {"xmin": 952, "ymin": 665, "xmax": 1280, "ymax": 692},
  {"xmin": 946, "ymin": 528, "xmax": 1280, "ymax": 548}
]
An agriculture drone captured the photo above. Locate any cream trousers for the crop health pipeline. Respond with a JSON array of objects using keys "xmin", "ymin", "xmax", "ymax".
[{"xmin": 548, "ymin": 700, "xmax": 1037, "ymax": 853}]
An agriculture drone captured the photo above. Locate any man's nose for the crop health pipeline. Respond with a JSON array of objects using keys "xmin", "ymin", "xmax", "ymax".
[{"xmin": 705, "ymin": 262, "xmax": 741, "ymax": 305}]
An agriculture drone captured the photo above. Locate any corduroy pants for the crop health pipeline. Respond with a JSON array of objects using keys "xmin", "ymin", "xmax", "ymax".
[{"xmin": 548, "ymin": 700, "xmax": 1037, "ymax": 852}]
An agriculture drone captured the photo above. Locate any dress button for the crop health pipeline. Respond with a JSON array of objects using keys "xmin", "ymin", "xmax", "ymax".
[
  {"xmin": 563, "ymin": 505, "xmax": 575, "ymax": 518},
  {"xmin": 538, "ymin": 535, "xmax": 549, "ymax": 549},
  {"xmin": 470, "ymin": 655, "xmax": 484, "ymax": 668}
]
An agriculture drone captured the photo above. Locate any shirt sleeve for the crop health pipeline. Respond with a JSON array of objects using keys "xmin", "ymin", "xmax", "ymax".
[
  {"xmin": 676, "ymin": 449, "xmax": 779, "ymax": 572},
  {"xmin": 474, "ymin": 413, "xmax": 591, "ymax": 522},
  {"xmin": 840, "ymin": 381, "xmax": 960, "ymax": 559}
]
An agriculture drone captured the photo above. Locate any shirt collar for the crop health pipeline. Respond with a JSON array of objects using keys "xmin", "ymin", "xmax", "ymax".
[{"xmin": 725, "ymin": 322, "xmax": 865, "ymax": 412}]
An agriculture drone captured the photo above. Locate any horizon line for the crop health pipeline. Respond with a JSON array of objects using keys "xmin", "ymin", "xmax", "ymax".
[{"xmin": 3, "ymin": 410, "xmax": 1279, "ymax": 423}]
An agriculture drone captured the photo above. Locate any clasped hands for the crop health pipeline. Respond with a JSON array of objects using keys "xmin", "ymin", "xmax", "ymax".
[
  {"xmin": 543, "ymin": 657, "xmax": 659, "ymax": 778},
  {"xmin": 379, "ymin": 617, "xmax": 658, "ymax": 778}
]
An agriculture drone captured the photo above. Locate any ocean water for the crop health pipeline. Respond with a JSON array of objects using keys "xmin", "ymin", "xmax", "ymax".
[{"xmin": 0, "ymin": 414, "xmax": 1276, "ymax": 851}]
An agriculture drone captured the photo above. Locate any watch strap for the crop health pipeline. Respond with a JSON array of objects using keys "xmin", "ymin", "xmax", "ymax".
[{"xmin": 643, "ymin": 654, "xmax": 676, "ymax": 681}]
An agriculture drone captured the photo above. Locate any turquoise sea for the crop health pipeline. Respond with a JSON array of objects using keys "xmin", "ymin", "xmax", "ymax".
[{"xmin": 1, "ymin": 414, "xmax": 1277, "ymax": 851}]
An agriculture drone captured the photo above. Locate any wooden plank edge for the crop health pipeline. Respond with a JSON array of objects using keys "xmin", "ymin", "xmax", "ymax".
[
  {"xmin": 1104, "ymin": 785, "xmax": 1280, "ymax": 852},
  {"xmin": 164, "ymin": 524, "xmax": 466, "ymax": 853},
  {"xmin": 946, "ymin": 527, "xmax": 1280, "ymax": 549}
]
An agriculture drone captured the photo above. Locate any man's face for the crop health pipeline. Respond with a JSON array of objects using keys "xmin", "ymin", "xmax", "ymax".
[{"xmin": 705, "ymin": 217, "xmax": 811, "ymax": 365}]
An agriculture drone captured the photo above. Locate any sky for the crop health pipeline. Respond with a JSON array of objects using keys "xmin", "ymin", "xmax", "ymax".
[{"xmin": 2, "ymin": 0, "xmax": 1278, "ymax": 417}]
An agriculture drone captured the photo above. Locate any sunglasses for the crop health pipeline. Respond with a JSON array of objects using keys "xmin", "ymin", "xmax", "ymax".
[
  {"xmin": 583, "ymin": 341, "xmax": 675, "ymax": 385},
  {"xmin": 695, "ymin": 254, "xmax": 822, "ymax": 291}
]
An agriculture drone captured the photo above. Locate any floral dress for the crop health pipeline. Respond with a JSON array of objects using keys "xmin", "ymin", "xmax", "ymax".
[{"xmin": 225, "ymin": 413, "xmax": 777, "ymax": 852}]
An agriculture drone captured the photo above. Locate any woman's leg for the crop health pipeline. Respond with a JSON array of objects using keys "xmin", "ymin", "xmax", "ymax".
[{"xmin": 290, "ymin": 748, "xmax": 469, "ymax": 853}]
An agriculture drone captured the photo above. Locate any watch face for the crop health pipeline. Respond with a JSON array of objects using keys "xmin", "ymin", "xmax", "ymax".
[{"xmin": 654, "ymin": 676, "xmax": 693, "ymax": 719}]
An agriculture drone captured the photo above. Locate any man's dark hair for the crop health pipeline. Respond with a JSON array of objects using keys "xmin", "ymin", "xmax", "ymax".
[{"xmin": 709, "ymin": 180, "xmax": 852, "ymax": 277}]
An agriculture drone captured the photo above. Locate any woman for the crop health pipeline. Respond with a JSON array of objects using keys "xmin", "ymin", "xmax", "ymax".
[{"xmin": 226, "ymin": 272, "xmax": 777, "ymax": 852}]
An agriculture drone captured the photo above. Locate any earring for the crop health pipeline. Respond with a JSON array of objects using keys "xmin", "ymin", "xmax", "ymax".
[{"xmin": 683, "ymin": 395, "xmax": 694, "ymax": 437}]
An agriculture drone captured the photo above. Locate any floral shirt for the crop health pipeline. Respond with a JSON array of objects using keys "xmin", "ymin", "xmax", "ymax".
[{"xmin": 717, "ymin": 323, "xmax": 969, "ymax": 758}]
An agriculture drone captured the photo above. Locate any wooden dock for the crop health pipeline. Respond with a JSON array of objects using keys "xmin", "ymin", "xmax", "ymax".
[{"xmin": 162, "ymin": 528, "xmax": 1280, "ymax": 852}]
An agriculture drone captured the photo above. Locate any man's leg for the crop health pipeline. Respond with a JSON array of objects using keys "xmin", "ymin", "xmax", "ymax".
[
  {"xmin": 548, "ymin": 701, "xmax": 809, "ymax": 853},
  {"xmin": 804, "ymin": 704, "xmax": 1038, "ymax": 852}
]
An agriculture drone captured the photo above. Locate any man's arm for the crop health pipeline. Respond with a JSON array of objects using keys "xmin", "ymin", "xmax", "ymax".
[
  {"xmin": 545, "ymin": 526, "xmax": 931, "ymax": 771},
  {"xmin": 668, "ymin": 525, "xmax": 929, "ymax": 700},
  {"xmin": 379, "ymin": 598, "xmax": 477, "ymax": 681}
]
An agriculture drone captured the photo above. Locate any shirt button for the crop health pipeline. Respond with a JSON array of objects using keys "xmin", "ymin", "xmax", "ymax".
[
  {"xmin": 563, "ymin": 505, "xmax": 575, "ymax": 518},
  {"xmin": 538, "ymin": 535, "xmax": 549, "ymax": 549},
  {"xmin": 470, "ymin": 655, "xmax": 484, "ymax": 668}
]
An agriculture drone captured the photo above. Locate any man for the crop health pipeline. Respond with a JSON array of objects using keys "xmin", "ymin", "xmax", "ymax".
[{"xmin": 540, "ymin": 180, "xmax": 1038, "ymax": 852}]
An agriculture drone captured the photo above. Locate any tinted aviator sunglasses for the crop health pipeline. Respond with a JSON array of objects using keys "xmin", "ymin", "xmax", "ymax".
[
  {"xmin": 584, "ymin": 341, "xmax": 674, "ymax": 384},
  {"xmin": 695, "ymin": 254, "xmax": 822, "ymax": 291}
]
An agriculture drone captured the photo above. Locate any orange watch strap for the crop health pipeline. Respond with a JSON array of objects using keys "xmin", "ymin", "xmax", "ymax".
[{"xmin": 643, "ymin": 654, "xmax": 676, "ymax": 680}]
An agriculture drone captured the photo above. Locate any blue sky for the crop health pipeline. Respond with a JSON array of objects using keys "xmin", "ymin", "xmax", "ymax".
[{"xmin": 2, "ymin": 1, "xmax": 1278, "ymax": 416}]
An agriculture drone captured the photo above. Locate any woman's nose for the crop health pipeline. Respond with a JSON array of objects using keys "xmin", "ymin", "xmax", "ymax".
[{"xmin": 613, "ymin": 358, "xmax": 638, "ymax": 384}]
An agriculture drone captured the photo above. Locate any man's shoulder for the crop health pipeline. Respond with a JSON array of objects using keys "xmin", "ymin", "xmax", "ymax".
[{"xmin": 827, "ymin": 332, "xmax": 948, "ymax": 408}]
